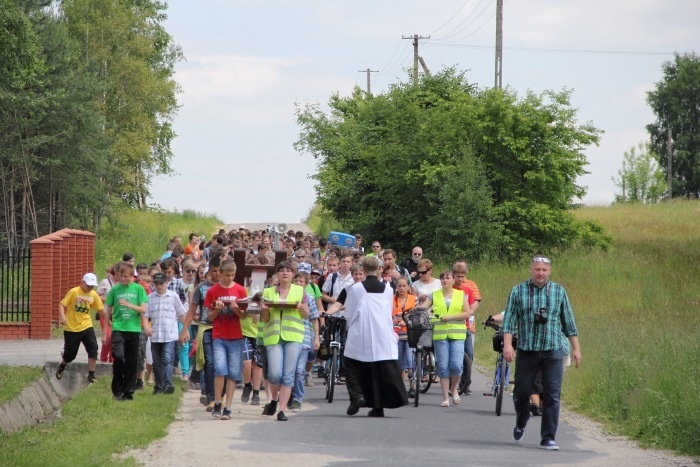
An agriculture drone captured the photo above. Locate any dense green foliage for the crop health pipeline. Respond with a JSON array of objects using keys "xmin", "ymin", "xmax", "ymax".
[
  {"xmin": 472, "ymin": 200, "xmax": 700, "ymax": 455},
  {"xmin": 295, "ymin": 69, "xmax": 609, "ymax": 261},
  {"xmin": 647, "ymin": 53, "xmax": 700, "ymax": 198},
  {"xmin": 612, "ymin": 142, "xmax": 667, "ymax": 203},
  {"xmin": 0, "ymin": 0, "xmax": 182, "ymax": 250}
]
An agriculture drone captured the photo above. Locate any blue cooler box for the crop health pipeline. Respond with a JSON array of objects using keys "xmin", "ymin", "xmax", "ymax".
[{"xmin": 328, "ymin": 231, "xmax": 355, "ymax": 247}]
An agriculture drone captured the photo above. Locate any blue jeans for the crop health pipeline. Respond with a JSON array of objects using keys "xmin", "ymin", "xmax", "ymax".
[
  {"xmin": 291, "ymin": 346, "xmax": 309, "ymax": 403},
  {"xmin": 464, "ymin": 331, "xmax": 474, "ymax": 362},
  {"xmin": 433, "ymin": 338, "xmax": 464, "ymax": 378},
  {"xmin": 202, "ymin": 330, "xmax": 215, "ymax": 402},
  {"xmin": 397, "ymin": 340, "xmax": 413, "ymax": 371},
  {"xmin": 266, "ymin": 340, "xmax": 302, "ymax": 387},
  {"xmin": 151, "ymin": 340, "xmax": 176, "ymax": 393},
  {"xmin": 513, "ymin": 349, "xmax": 564, "ymax": 442},
  {"xmin": 213, "ymin": 338, "xmax": 244, "ymax": 381}
]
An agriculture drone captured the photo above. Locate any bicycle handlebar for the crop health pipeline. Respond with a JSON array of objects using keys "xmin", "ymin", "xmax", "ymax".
[{"xmin": 482, "ymin": 316, "xmax": 501, "ymax": 332}]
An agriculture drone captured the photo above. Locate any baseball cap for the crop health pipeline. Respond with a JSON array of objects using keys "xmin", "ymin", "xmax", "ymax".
[
  {"xmin": 311, "ymin": 268, "xmax": 322, "ymax": 276},
  {"xmin": 82, "ymin": 273, "xmax": 98, "ymax": 287},
  {"xmin": 239, "ymin": 224, "xmax": 246, "ymax": 230},
  {"xmin": 152, "ymin": 272, "xmax": 168, "ymax": 284},
  {"xmin": 297, "ymin": 262, "xmax": 312, "ymax": 274}
]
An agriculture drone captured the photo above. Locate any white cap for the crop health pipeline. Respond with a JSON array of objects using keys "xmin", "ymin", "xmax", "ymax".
[
  {"xmin": 240, "ymin": 224, "xmax": 246, "ymax": 229},
  {"xmin": 82, "ymin": 273, "xmax": 98, "ymax": 286}
]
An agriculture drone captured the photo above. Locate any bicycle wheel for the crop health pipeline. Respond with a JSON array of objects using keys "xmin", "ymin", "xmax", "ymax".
[
  {"xmin": 419, "ymin": 350, "xmax": 432, "ymax": 393},
  {"xmin": 495, "ymin": 358, "xmax": 507, "ymax": 416},
  {"xmin": 458, "ymin": 352, "xmax": 472, "ymax": 395},
  {"xmin": 328, "ymin": 347, "xmax": 338, "ymax": 403},
  {"xmin": 413, "ymin": 349, "xmax": 422, "ymax": 407}
]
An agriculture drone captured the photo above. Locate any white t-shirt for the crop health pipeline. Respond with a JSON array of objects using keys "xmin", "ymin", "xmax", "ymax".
[
  {"xmin": 322, "ymin": 271, "xmax": 353, "ymax": 298},
  {"xmin": 412, "ymin": 278, "xmax": 441, "ymax": 297}
]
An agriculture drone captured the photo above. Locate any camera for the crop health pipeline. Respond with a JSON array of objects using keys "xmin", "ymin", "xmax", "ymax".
[{"xmin": 534, "ymin": 307, "xmax": 548, "ymax": 324}]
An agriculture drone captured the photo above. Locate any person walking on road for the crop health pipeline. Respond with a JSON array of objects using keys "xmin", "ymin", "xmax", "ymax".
[{"xmin": 502, "ymin": 254, "xmax": 581, "ymax": 451}]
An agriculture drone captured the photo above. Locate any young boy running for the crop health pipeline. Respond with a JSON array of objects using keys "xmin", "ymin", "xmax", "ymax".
[
  {"xmin": 204, "ymin": 258, "xmax": 248, "ymax": 420},
  {"xmin": 56, "ymin": 273, "xmax": 104, "ymax": 383},
  {"xmin": 105, "ymin": 261, "xmax": 149, "ymax": 401}
]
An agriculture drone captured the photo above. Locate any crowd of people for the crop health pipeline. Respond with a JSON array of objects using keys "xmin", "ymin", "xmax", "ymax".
[{"xmin": 55, "ymin": 226, "xmax": 581, "ymax": 450}]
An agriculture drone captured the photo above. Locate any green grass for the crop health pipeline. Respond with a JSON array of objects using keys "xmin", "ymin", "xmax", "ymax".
[
  {"xmin": 470, "ymin": 200, "xmax": 700, "ymax": 456},
  {"xmin": 95, "ymin": 207, "xmax": 224, "ymax": 274},
  {"xmin": 0, "ymin": 366, "xmax": 44, "ymax": 404},
  {"xmin": 0, "ymin": 378, "xmax": 184, "ymax": 466}
]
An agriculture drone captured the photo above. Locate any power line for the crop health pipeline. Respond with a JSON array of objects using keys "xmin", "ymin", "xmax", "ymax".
[
  {"xmin": 437, "ymin": 0, "xmax": 495, "ymax": 41},
  {"xmin": 428, "ymin": 0, "xmax": 473, "ymax": 36},
  {"xmin": 424, "ymin": 43, "xmax": 677, "ymax": 56}
]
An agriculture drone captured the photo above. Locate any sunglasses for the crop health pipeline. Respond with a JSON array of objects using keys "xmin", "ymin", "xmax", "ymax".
[
  {"xmin": 532, "ymin": 257, "xmax": 551, "ymax": 264},
  {"xmin": 417, "ymin": 270, "xmax": 429, "ymax": 274},
  {"xmin": 297, "ymin": 255, "xmax": 305, "ymax": 258},
  {"xmin": 185, "ymin": 269, "xmax": 197, "ymax": 273},
  {"xmin": 372, "ymin": 245, "xmax": 380, "ymax": 248}
]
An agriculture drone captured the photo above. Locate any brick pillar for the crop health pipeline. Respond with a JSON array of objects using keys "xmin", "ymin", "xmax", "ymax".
[
  {"xmin": 29, "ymin": 238, "xmax": 54, "ymax": 339},
  {"xmin": 44, "ymin": 234, "xmax": 64, "ymax": 325}
]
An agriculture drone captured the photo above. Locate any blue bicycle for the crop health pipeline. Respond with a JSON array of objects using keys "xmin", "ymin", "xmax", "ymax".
[{"xmin": 483, "ymin": 316, "xmax": 517, "ymax": 416}]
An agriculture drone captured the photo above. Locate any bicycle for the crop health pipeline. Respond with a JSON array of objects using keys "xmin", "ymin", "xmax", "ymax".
[
  {"xmin": 403, "ymin": 308, "xmax": 441, "ymax": 407},
  {"xmin": 482, "ymin": 315, "xmax": 517, "ymax": 416},
  {"xmin": 318, "ymin": 313, "xmax": 346, "ymax": 404}
]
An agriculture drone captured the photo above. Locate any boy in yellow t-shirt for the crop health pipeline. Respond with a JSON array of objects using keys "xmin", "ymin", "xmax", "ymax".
[{"xmin": 56, "ymin": 273, "xmax": 104, "ymax": 383}]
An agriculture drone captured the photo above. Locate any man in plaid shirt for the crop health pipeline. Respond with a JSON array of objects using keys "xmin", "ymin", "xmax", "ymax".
[{"xmin": 503, "ymin": 255, "xmax": 581, "ymax": 451}]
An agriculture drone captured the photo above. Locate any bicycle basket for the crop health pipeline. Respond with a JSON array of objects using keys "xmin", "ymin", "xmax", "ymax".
[
  {"xmin": 317, "ymin": 338, "xmax": 331, "ymax": 360},
  {"xmin": 492, "ymin": 332, "xmax": 517, "ymax": 353},
  {"xmin": 404, "ymin": 307, "xmax": 433, "ymax": 348}
]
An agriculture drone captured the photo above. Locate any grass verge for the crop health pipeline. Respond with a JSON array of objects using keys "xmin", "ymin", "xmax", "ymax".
[
  {"xmin": 0, "ymin": 378, "xmax": 184, "ymax": 466},
  {"xmin": 0, "ymin": 366, "xmax": 44, "ymax": 404}
]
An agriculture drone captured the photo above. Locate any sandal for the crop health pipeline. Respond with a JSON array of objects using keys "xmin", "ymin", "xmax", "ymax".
[
  {"xmin": 440, "ymin": 400, "xmax": 449, "ymax": 407},
  {"xmin": 453, "ymin": 394, "xmax": 461, "ymax": 405}
]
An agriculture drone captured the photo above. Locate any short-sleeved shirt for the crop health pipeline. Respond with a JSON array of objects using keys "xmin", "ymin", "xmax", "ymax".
[
  {"xmin": 146, "ymin": 290, "xmax": 186, "ymax": 342},
  {"xmin": 106, "ymin": 282, "xmax": 148, "ymax": 332},
  {"xmin": 61, "ymin": 286, "xmax": 104, "ymax": 332},
  {"xmin": 322, "ymin": 272, "xmax": 353, "ymax": 298},
  {"xmin": 204, "ymin": 282, "xmax": 247, "ymax": 340},
  {"xmin": 192, "ymin": 280, "xmax": 215, "ymax": 325},
  {"xmin": 301, "ymin": 293, "xmax": 320, "ymax": 350}
]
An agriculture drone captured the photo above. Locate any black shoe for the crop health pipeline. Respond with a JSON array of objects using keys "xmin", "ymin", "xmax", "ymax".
[
  {"xmin": 530, "ymin": 403, "xmax": 542, "ymax": 416},
  {"xmin": 367, "ymin": 408, "xmax": 384, "ymax": 418},
  {"xmin": 153, "ymin": 389, "xmax": 164, "ymax": 395},
  {"xmin": 277, "ymin": 411, "xmax": 288, "ymax": 421},
  {"xmin": 164, "ymin": 385, "xmax": 175, "ymax": 394},
  {"xmin": 123, "ymin": 393, "xmax": 134, "ymax": 400},
  {"xmin": 407, "ymin": 389, "xmax": 415, "ymax": 399},
  {"xmin": 56, "ymin": 363, "xmax": 66, "ymax": 380},
  {"xmin": 87, "ymin": 373, "xmax": 97, "ymax": 383},
  {"xmin": 262, "ymin": 399, "xmax": 278, "ymax": 416},
  {"xmin": 464, "ymin": 387, "xmax": 472, "ymax": 396},
  {"xmin": 135, "ymin": 379, "xmax": 145, "ymax": 391},
  {"xmin": 113, "ymin": 394, "xmax": 124, "ymax": 401},
  {"xmin": 221, "ymin": 407, "xmax": 232, "ymax": 420},
  {"xmin": 212, "ymin": 403, "xmax": 222, "ymax": 419},
  {"xmin": 513, "ymin": 425, "xmax": 525, "ymax": 441},
  {"xmin": 241, "ymin": 384, "xmax": 252, "ymax": 403},
  {"xmin": 346, "ymin": 396, "xmax": 366, "ymax": 416}
]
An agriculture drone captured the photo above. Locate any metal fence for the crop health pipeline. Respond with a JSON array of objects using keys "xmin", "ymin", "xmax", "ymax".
[{"xmin": 0, "ymin": 247, "xmax": 31, "ymax": 322}]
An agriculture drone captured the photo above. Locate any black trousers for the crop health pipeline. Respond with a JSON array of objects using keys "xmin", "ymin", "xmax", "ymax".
[
  {"xmin": 344, "ymin": 356, "xmax": 408, "ymax": 409},
  {"xmin": 111, "ymin": 330, "xmax": 140, "ymax": 397}
]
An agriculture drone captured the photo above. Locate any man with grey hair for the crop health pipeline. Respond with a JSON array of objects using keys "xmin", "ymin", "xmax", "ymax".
[{"xmin": 343, "ymin": 256, "xmax": 408, "ymax": 418}]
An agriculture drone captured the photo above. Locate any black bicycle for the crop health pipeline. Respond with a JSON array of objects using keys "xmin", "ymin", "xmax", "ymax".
[
  {"xmin": 318, "ymin": 314, "xmax": 346, "ymax": 403},
  {"xmin": 483, "ymin": 315, "xmax": 517, "ymax": 416},
  {"xmin": 403, "ymin": 308, "xmax": 441, "ymax": 407}
]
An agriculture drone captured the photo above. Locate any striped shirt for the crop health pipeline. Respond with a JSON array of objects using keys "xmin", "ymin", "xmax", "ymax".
[
  {"xmin": 146, "ymin": 290, "xmax": 186, "ymax": 343},
  {"xmin": 301, "ymin": 293, "xmax": 320, "ymax": 350},
  {"xmin": 502, "ymin": 280, "xmax": 578, "ymax": 351}
]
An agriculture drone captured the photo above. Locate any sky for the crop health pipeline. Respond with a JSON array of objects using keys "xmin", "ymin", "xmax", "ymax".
[{"xmin": 149, "ymin": 0, "xmax": 700, "ymax": 224}]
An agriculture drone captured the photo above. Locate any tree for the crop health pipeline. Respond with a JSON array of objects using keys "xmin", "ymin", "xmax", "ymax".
[
  {"xmin": 612, "ymin": 142, "xmax": 667, "ymax": 203},
  {"xmin": 647, "ymin": 53, "xmax": 700, "ymax": 198},
  {"xmin": 295, "ymin": 69, "xmax": 608, "ymax": 260}
]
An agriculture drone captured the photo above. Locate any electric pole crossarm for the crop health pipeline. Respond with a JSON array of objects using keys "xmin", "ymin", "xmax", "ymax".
[
  {"xmin": 402, "ymin": 34, "xmax": 430, "ymax": 83},
  {"xmin": 358, "ymin": 68, "xmax": 379, "ymax": 95}
]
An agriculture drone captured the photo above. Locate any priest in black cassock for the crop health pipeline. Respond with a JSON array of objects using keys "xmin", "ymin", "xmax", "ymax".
[{"xmin": 343, "ymin": 256, "xmax": 408, "ymax": 417}]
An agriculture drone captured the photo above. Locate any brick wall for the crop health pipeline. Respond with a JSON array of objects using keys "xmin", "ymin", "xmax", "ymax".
[{"xmin": 0, "ymin": 230, "xmax": 96, "ymax": 340}]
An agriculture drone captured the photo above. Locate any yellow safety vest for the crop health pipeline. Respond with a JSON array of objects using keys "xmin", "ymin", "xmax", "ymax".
[
  {"xmin": 432, "ymin": 289, "xmax": 467, "ymax": 341},
  {"xmin": 241, "ymin": 315, "xmax": 258, "ymax": 339},
  {"xmin": 262, "ymin": 284, "xmax": 305, "ymax": 345}
]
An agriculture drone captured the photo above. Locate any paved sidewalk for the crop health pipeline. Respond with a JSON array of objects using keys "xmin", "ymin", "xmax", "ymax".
[{"xmin": 0, "ymin": 338, "xmax": 88, "ymax": 366}]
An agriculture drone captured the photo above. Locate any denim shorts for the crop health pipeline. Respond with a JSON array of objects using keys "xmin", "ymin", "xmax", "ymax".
[{"xmin": 213, "ymin": 338, "xmax": 244, "ymax": 381}]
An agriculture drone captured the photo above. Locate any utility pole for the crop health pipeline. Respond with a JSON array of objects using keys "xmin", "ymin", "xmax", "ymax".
[
  {"xmin": 358, "ymin": 68, "xmax": 378, "ymax": 95},
  {"xmin": 667, "ymin": 126, "xmax": 673, "ymax": 198},
  {"xmin": 402, "ymin": 34, "xmax": 430, "ymax": 83},
  {"xmin": 495, "ymin": 0, "xmax": 503, "ymax": 89}
]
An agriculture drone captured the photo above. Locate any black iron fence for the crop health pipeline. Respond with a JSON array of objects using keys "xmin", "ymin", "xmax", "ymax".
[{"xmin": 0, "ymin": 247, "xmax": 31, "ymax": 322}]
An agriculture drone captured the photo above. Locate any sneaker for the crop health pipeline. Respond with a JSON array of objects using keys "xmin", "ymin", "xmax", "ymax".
[
  {"xmin": 250, "ymin": 392, "xmax": 261, "ymax": 406},
  {"xmin": 236, "ymin": 381, "xmax": 243, "ymax": 389},
  {"xmin": 304, "ymin": 373, "xmax": 314, "ymax": 387},
  {"xmin": 200, "ymin": 395, "xmax": 209, "ymax": 406},
  {"xmin": 113, "ymin": 394, "xmax": 124, "ymax": 401},
  {"xmin": 262, "ymin": 400, "xmax": 277, "ymax": 416},
  {"xmin": 513, "ymin": 426, "xmax": 525, "ymax": 442},
  {"xmin": 212, "ymin": 403, "xmax": 222, "ymax": 419},
  {"xmin": 463, "ymin": 387, "xmax": 472, "ymax": 396},
  {"xmin": 241, "ymin": 384, "xmax": 253, "ymax": 403},
  {"xmin": 164, "ymin": 385, "xmax": 175, "ymax": 394},
  {"xmin": 221, "ymin": 407, "xmax": 231, "ymax": 420},
  {"xmin": 55, "ymin": 363, "xmax": 66, "ymax": 380},
  {"xmin": 277, "ymin": 411, "xmax": 288, "ymax": 421},
  {"xmin": 530, "ymin": 403, "xmax": 542, "ymax": 416},
  {"xmin": 181, "ymin": 374, "xmax": 189, "ymax": 382},
  {"xmin": 135, "ymin": 379, "xmax": 144, "ymax": 391},
  {"xmin": 87, "ymin": 374, "xmax": 97, "ymax": 383},
  {"xmin": 123, "ymin": 394, "xmax": 134, "ymax": 400},
  {"xmin": 188, "ymin": 380, "xmax": 199, "ymax": 391},
  {"xmin": 540, "ymin": 439, "xmax": 559, "ymax": 450},
  {"xmin": 407, "ymin": 389, "xmax": 415, "ymax": 399},
  {"xmin": 206, "ymin": 401, "xmax": 215, "ymax": 412},
  {"xmin": 290, "ymin": 401, "xmax": 302, "ymax": 412}
]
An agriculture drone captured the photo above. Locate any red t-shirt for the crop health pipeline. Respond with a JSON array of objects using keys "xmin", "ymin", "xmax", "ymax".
[{"xmin": 204, "ymin": 282, "xmax": 247, "ymax": 340}]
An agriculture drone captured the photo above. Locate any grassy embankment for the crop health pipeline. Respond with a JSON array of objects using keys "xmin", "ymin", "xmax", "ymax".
[
  {"xmin": 1, "ymin": 207, "xmax": 223, "ymax": 464},
  {"xmin": 470, "ymin": 200, "xmax": 700, "ymax": 456}
]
